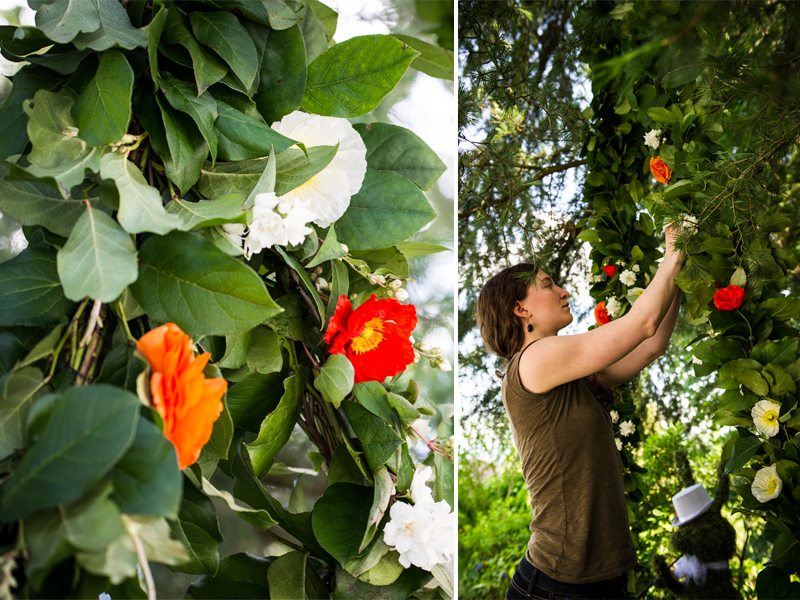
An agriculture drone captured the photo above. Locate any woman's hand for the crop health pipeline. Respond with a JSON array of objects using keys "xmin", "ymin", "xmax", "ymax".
[{"xmin": 664, "ymin": 222, "xmax": 683, "ymax": 262}]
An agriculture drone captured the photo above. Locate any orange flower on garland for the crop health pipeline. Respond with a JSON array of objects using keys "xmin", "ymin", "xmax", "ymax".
[
  {"xmin": 649, "ymin": 156, "xmax": 672, "ymax": 184},
  {"xmin": 594, "ymin": 301, "xmax": 612, "ymax": 326},
  {"xmin": 137, "ymin": 323, "xmax": 227, "ymax": 469},
  {"xmin": 713, "ymin": 285, "xmax": 746, "ymax": 311},
  {"xmin": 324, "ymin": 294, "xmax": 417, "ymax": 383}
]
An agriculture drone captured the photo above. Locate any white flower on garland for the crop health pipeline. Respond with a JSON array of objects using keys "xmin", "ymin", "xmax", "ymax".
[
  {"xmin": 619, "ymin": 269, "xmax": 637, "ymax": 287},
  {"xmin": 619, "ymin": 420, "xmax": 635, "ymax": 437},
  {"xmin": 678, "ymin": 213, "xmax": 698, "ymax": 232},
  {"xmin": 632, "ymin": 264, "xmax": 640, "ymax": 273},
  {"xmin": 627, "ymin": 287, "xmax": 645, "ymax": 304},
  {"xmin": 610, "ymin": 410, "xmax": 619, "ymax": 424},
  {"xmin": 383, "ymin": 466, "xmax": 454, "ymax": 571},
  {"xmin": 643, "ymin": 128, "xmax": 662, "ymax": 149},
  {"xmin": 751, "ymin": 464, "xmax": 782, "ymax": 503},
  {"xmin": 223, "ymin": 192, "xmax": 315, "ymax": 258},
  {"xmin": 271, "ymin": 110, "xmax": 367, "ymax": 228},
  {"xmin": 605, "ymin": 297, "xmax": 623, "ymax": 318},
  {"xmin": 615, "ymin": 437, "xmax": 623, "ymax": 451},
  {"xmin": 752, "ymin": 399, "xmax": 781, "ymax": 437}
]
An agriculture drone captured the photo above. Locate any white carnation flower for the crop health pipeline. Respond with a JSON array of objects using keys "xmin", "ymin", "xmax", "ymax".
[
  {"xmin": 271, "ymin": 110, "xmax": 367, "ymax": 228},
  {"xmin": 610, "ymin": 410, "xmax": 619, "ymax": 424},
  {"xmin": 619, "ymin": 269, "xmax": 637, "ymax": 287},
  {"xmin": 314, "ymin": 277, "xmax": 328, "ymax": 292},
  {"xmin": 644, "ymin": 128, "xmax": 662, "ymax": 149},
  {"xmin": 751, "ymin": 464, "xmax": 782, "ymax": 503},
  {"xmin": 752, "ymin": 399, "xmax": 781, "ymax": 437},
  {"xmin": 605, "ymin": 297, "xmax": 623, "ymax": 317},
  {"xmin": 615, "ymin": 437, "xmax": 623, "ymax": 451},
  {"xmin": 619, "ymin": 420, "xmax": 635, "ymax": 437},
  {"xmin": 275, "ymin": 196, "xmax": 315, "ymax": 246}
]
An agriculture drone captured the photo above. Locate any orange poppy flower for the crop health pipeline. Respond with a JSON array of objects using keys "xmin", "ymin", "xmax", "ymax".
[
  {"xmin": 324, "ymin": 294, "xmax": 417, "ymax": 383},
  {"xmin": 649, "ymin": 156, "xmax": 672, "ymax": 184},
  {"xmin": 137, "ymin": 323, "xmax": 227, "ymax": 469},
  {"xmin": 594, "ymin": 301, "xmax": 612, "ymax": 326}
]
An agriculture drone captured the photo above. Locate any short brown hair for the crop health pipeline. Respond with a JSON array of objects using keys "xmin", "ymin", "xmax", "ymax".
[{"xmin": 475, "ymin": 263, "xmax": 537, "ymax": 360}]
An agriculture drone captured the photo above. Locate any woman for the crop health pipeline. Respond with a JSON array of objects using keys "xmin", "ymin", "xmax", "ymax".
[{"xmin": 475, "ymin": 226, "xmax": 683, "ymax": 600}]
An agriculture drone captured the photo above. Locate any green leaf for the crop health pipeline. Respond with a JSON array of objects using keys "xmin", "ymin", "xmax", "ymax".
[
  {"xmin": 160, "ymin": 74, "xmax": 219, "ymax": 162},
  {"xmin": 300, "ymin": 0, "xmax": 332, "ymax": 63},
  {"xmin": 730, "ymin": 266, "xmax": 747, "ymax": 287},
  {"xmin": 0, "ymin": 367, "xmax": 43, "ymax": 460},
  {"xmin": 312, "ymin": 482, "xmax": 373, "ymax": 564},
  {"xmin": 302, "ymin": 35, "xmax": 420, "ymax": 117},
  {"xmin": 392, "ymin": 34, "xmax": 453, "ymax": 80},
  {"xmin": 647, "ymin": 106, "xmax": 676, "ymax": 124},
  {"xmin": 354, "ymin": 122, "xmax": 445, "ymax": 190},
  {"xmin": 187, "ymin": 553, "xmax": 271, "ymax": 599},
  {"xmin": 268, "ymin": 551, "xmax": 327, "ymax": 599},
  {"xmin": 172, "ymin": 482, "xmax": 223, "ymax": 575},
  {"xmin": 24, "ymin": 90, "xmax": 103, "ymax": 189},
  {"xmin": 0, "ymin": 384, "xmax": 139, "ymax": 521},
  {"xmin": 333, "ymin": 563, "xmax": 431, "ymax": 599},
  {"xmin": 189, "ymin": 12, "xmax": 259, "ymax": 94},
  {"xmin": 156, "ymin": 96, "xmax": 209, "ymax": 194},
  {"xmin": 166, "ymin": 195, "xmax": 247, "ymax": 231},
  {"xmin": 163, "ymin": 10, "xmax": 227, "ymax": 95},
  {"xmin": 274, "ymin": 246, "xmax": 326, "ymax": 322},
  {"xmin": 0, "ymin": 67, "xmax": 57, "ymax": 160},
  {"xmin": 200, "ymin": 476, "xmax": 277, "ymax": 530},
  {"xmin": 761, "ymin": 297, "xmax": 800, "ymax": 321},
  {"xmin": 724, "ymin": 434, "xmax": 763, "ymax": 474},
  {"xmin": 0, "ymin": 163, "xmax": 87, "ymax": 238},
  {"xmin": 215, "ymin": 98, "xmax": 295, "ymax": 161},
  {"xmin": 336, "ymin": 170, "xmax": 436, "ymax": 251},
  {"xmin": 32, "ymin": 0, "xmax": 101, "ymax": 44},
  {"xmin": 663, "ymin": 178, "xmax": 695, "ymax": 199},
  {"xmin": 247, "ymin": 367, "xmax": 308, "ymax": 476},
  {"xmin": 756, "ymin": 565, "xmax": 791, "ymax": 600},
  {"xmin": 701, "ymin": 236, "xmax": 736, "ymax": 255},
  {"xmin": 275, "ymin": 145, "xmax": 337, "ymax": 195},
  {"xmin": 0, "ymin": 247, "xmax": 73, "ymax": 326},
  {"xmin": 354, "ymin": 381, "xmax": 394, "ymax": 422},
  {"xmin": 764, "ymin": 364, "xmax": 796, "ymax": 397},
  {"xmin": 146, "ymin": 6, "xmax": 168, "ymax": 89},
  {"xmin": 360, "ymin": 467, "xmax": 394, "ymax": 553},
  {"xmin": 433, "ymin": 453, "xmax": 454, "ymax": 506},
  {"xmin": 307, "ymin": 225, "xmax": 346, "ymax": 268},
  {"xmin": 314, "ymin": 354, "xmax": 355, "ymax": 408},
  {"xmin": 255, "ymin": 24, "xmax": 307, "ymax": 123},
  {"xmin": 74, "ymin": 50, "xmax": 134, "ymax": 146},
  {"xmin": 246, "ymin": 327, "xmax": 283, "ymax": 374},
  {"xmin": 70, "ymin": 0, "xmax": 146, "ymax": 51},
  {"xmin": 342, "ymin": 401, "xmax": 403, "ymax": 471},
  {"xmin": 111, "ymin": 417, "xmax": 181, "ymax": 518},
  {"xmin": 131, "ymin": 231, "xmax": 282, "ymax": 337},
  {"xmin": 197, "ymin": 158, "xmax": 266, "ymax": 199},
  {"xmin": 56, "ymin": 203, "xmax": 138, "ymax": 303},
  {"xmin": 60, "ymin": 484, "xmax": 125, "ymax": 552}
]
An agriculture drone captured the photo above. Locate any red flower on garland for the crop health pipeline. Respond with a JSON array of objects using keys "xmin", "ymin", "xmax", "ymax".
[
  {"xmin": 649, "ymin": 156, "xmax": 672, "ymax": 184},
  {"xmin": 137, "ymin": 323, "xmax": 227, "ymax": 469},
  {"xmin": 713, "ymin": 285, "xmax": 746, "ymax": 311},
  {"xmin": 602, "ymin": 264, "xmax": 617, "ymax": 277},
  {"xmin": 324, "ymin": 294, "xmax": 417, "ymax": 383},
  {"xmin": 594, "ymin": 301, "xmax": 612, "ymax": 326}
]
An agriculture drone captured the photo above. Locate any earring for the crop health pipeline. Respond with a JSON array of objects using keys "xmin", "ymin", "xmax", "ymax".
[{"xmin": 527, "ymin": 323, "xmax": 534, "ymax": 333}]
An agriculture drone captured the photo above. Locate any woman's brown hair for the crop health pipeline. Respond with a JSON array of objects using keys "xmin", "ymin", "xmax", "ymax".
[{"xmin": 475, "ymin": 263, "xmax": 537, "ymax": 360}]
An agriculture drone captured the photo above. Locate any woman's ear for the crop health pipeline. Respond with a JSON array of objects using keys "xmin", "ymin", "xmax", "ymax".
[{"xmin": 513, "ymin": 302, "xmax": 527, "ymax": 318}]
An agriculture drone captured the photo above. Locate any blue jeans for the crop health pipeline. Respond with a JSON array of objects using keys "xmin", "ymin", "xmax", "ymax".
[{"xmin": 505, "ymin": 557, "xmax": 630, "ymax": 600}]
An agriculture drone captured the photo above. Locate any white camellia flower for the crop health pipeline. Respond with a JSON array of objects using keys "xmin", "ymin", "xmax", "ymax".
[
  {"xmin": 605, "ymin": 297, "xmax": 623, "ymax": 318},
  {"xmin": 619, "ymin": 420, "xmax": 635, "ymax": 437},
  {"xmin": 615, "ymin": 438, "xmax": 623, "ymax": 451},
  {"xmin": 271, "ymin": 110, "xmax": 368, "ymax": 228},
  {"xmin": 610, "ymin": 410, "xmax": 619, "ymax": 424},
  {"xmin": 619, "ymin": 269, "xmax": 637, "ymax": 287},
  {"xmin": 752, "ymin": 399, "xmax": 782, "ymax": 437},
  {"xmin": 751, "ymin": 464, "xmax": 782, "ymax": 503},
  {"xmin": 643, "ymin": 128, "xmax": 662, "ymax": 149}
]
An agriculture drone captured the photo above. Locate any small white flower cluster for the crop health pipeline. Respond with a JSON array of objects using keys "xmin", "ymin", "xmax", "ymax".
[
  {"xmin": 415, "ymin": 342, "xmax": 452, "ymax": 371},
  {"xmin": 367, "ymin": 272, "xmax": 410, "ymax": 302},
  {"xmin": 224, "ymin": 111, "xmax": 367, "ymax": 256},
  {"xmin": 308, "ymin": 266, "xmax": 328, "ymax": 292},
  {"xmin": 677, "ymin": 213, "xmax": 699, "ymax": 235},
  {"xmin": 383, "ymin": 466, "xmax": 454, "ymax": 571},
  {"xmin": 619, "ymin": 268, "xmax": 637, "ymax": 287},
  {"xmin": 610, "ymin": 411, "xmax": 635, "ymax": 451},
  {"xmin": 643, "ymin": 128, "xmax": 663, "ymax": 149}
]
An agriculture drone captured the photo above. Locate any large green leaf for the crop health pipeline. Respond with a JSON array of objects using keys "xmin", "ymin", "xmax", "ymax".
[
  {"xmin": 392, "ymin": 34, "xmax": 454, "ymax": 80},
  {"xmin": 189, "ymin": 12, "xmax": 259, "ymax": 94},
  {"xmin": 146, "ymin": 6, "xmax": 168, "ymax": 88},
  {"xmin": 69, "ymin": 0, "xmax": 146, "ymax": 51},
  {"xmin": 166, "ymin": 195, "xmax": 247, "ymax": 231},
  {"xmin": 74, "ymin": 50, "xmax": 134, "ymax": 146},
  {"xmin": 163, "ymin": 10, "xmax": 227, "ymax": 95},
  {"xmin": 32, "ymin": 0, "xmax": 101, "ymax": 44},
  {"xmin": 724, "ymin": 434, "xmax": 763, "ymax": 474},
  {"xmin": 197, "ymin": 159, "xmax": 265, "ymax": 198},
  {"xmin": 333, "ymin": 564, "xmax": 431, "ymax": 600},
  {"xmin": 0, "ymin": 163, "xmax": 86, "ymax": 237},
  {"xmin": 24, "ymin": 89, "xmax": 102, "ymax": 189},
  {"xmin": 254, "ymin": 24, "xmax": 306, "ymax": 123},
  {"xmin": 247, "ymin": 367, "xmax": 308, "ymax": 476},
  {"xmin": 187, "ymin": 553, "xmax": 271, "ymax": 599},
  {"xmin": 342, "ymin": 401, "xmax": 403, "ymax": 472},
  {"xmin": 0, "ymin": 367, "xmax": 43, "ymax": 460},
  {"xmin": 314, "ymin": 354, "xmax": 354, "ymax": 408},
  {"xmin": 200, "ymin": 476, "xmax": 276, "ymax": 531},
  {"xmin": 157, "ymin": 96, "xmax": 209, "ymax": 194},
  {"xmin": 214, "ymin": 98, "xmax": 295, "ymax": 161},
  {"xmin": 226, "ymin": 372, "xmax": 284, "ymax": 432},
  {"xmin": 111, "ymin": 417, "xmax": 181, "ymax": 518},
  {"xmin": 131, "ymin": 231, "xmax": 282, "ymax": 336},
  {"xmin": 172, "ymin": 482, "xmax": 223, "ymax": 575},
  {"xmin": 0, "ymin": 384, "xmax": 139, "ymax": 521},
  {"xmin": 56, "ymin": 203, "xmax": 138, "ymax": 303},
  {"xmin": 355, "ymin": 122, "xmax": 446, "ymax": 190},
  {"xmin": 311, "ymin": 482, "xmax": 373, "ymax": 564},
  {"xmin": 761, "ymin": 297, "xmax": 800, "ymax": 321},
  {"xmin": 274, "ymin": 145, "xmax": 337, "ymax": 195},
  {"xmin": 160, "ymin": 74, "xmax": 218, "ymax": 162},
  {"xmin": 302, "ymin": 35, "xmax": 419, "ymax": 117},
  {"xmin": 267, "ymin": 551, "xmax": 327, "ymax": 599},
  {"xmin": 0, "ymin": 67, "xmax": 57, "ymax": 160},
  {"xmin": 0, "ymin": 247, "xmax": 73, "ymax": 326},
  {"xmin": 336, "ymin": 170, "xmax": 436, "ymax": 251}
]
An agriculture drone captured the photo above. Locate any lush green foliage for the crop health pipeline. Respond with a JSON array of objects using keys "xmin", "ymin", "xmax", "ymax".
[{"xmin": 0, "ymin": 0, "xmax": 454, "ymax": 597}]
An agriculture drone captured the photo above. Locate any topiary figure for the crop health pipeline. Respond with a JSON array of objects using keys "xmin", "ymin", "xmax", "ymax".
[{"xmin": 652, "ymin": 450, "xmax": 741, "ymax": 599}]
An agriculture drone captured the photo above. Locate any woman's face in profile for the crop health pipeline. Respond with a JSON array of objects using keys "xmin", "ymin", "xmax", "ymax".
[{"xmin": 518, "ymin": 271, "xmax": 573, "ymax": 333}]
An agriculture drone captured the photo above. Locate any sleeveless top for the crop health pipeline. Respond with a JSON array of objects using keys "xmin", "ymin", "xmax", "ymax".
[{"xmin": 501, "ymin": 341, "xmax": 636, "ymax": 583}]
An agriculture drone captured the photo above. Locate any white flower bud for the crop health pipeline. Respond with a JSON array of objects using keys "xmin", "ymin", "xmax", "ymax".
[
  {"xmin": 315, "ymin": 277, "xmax": 329, "ymax": 291},
  {"xmin": 439, "ymin": 358, "xmax": 452, "ymax": 372},
  {"xmin": 389, "ymin": 279, "xmax": 403, "ymax": 290},
  {"xmin": 395, "ymin": 288, "xmax": 409, "ymax": 302}
]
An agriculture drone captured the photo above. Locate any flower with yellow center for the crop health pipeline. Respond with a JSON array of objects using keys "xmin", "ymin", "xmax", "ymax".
[
  {"xmin": 751, "ymin": 399, "xmax": 781, "ymax": 437},
  {"xmin": 751, "ymin": 464, "xmax": 782, "ymax": 503}
]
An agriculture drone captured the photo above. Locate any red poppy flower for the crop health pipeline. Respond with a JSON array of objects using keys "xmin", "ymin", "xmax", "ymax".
[
  {"xmin": 713, "ymin": 285, "xmax": 746, "ymax": 311},
  {"xmin": 603, "ymin": 264, "xmax": 617, "ymax": 277},
  {"xmin": 594, "ymin": 301, "xmax": 612, "ymax": 326},
  {"xmin": 324, "ymin": 294, "xmax": 417, "ymax": 383},
  {"xmin": 137, "ymin": 323, "xmax": 227, "ymax": 469},
  {"xmin": 649, "ymin": 156, "xmax": 672, "ymax": 184}
]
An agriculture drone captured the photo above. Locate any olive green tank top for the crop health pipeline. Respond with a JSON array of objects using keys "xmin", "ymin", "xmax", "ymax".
[{"xmin": 501, "ymin": 342, "xmax": 636, "ymax": 583}]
